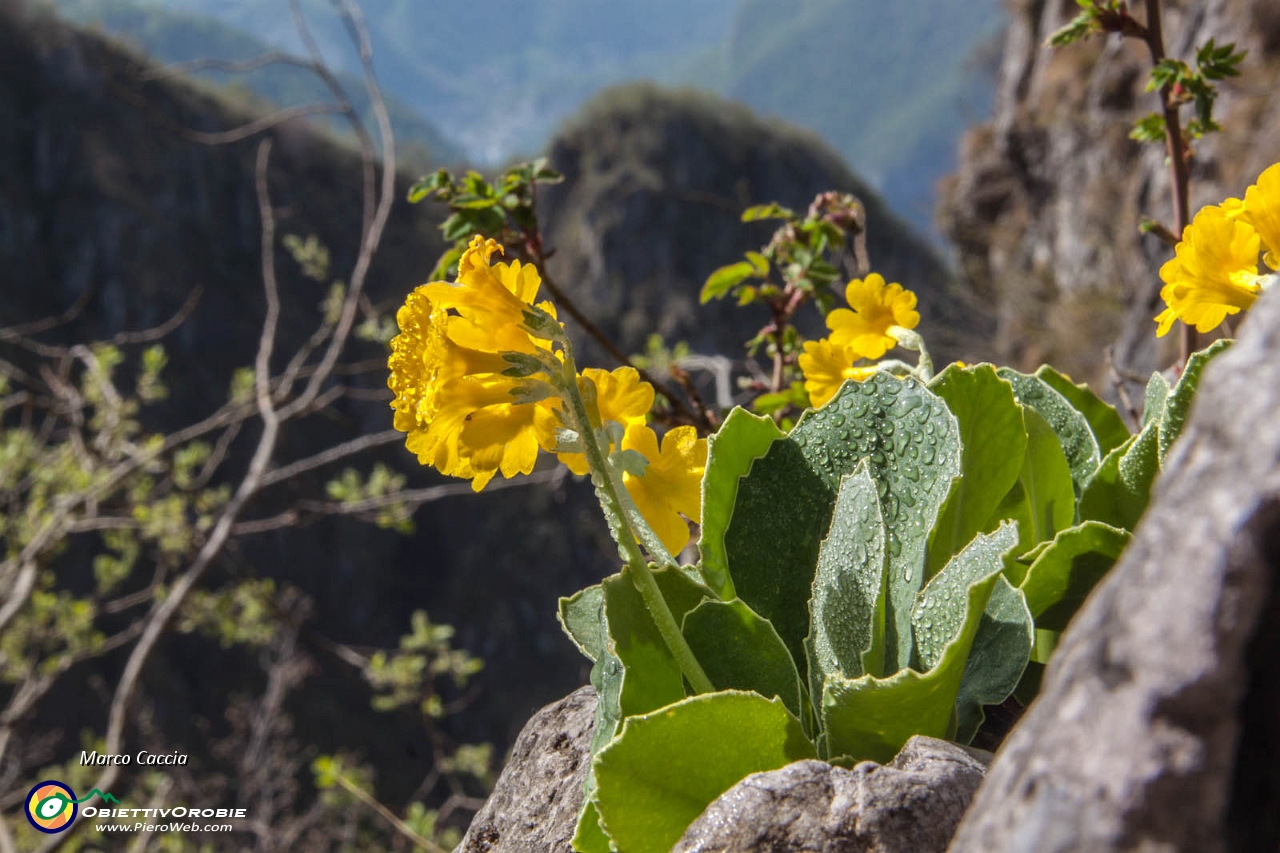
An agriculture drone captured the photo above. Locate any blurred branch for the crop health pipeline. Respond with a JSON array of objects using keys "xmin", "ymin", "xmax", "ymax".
[
  {"xmin": 259, "ymin": 429, "xmax": 403, "ymax": 489},
  {"xmin": 235, "ymin": 467, "xmax": 566, "ymax": 535}
]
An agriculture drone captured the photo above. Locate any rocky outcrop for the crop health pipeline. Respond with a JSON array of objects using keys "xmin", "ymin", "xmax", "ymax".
[
  {"xmin": 456, "ymin": 686, "xmax": 597, "ymax": 853},
  {"xmin": 947, "ymin": 289, "xmax": 1280, "ymax": 852},
  {"xmin": 939, "ymin": 0, "xmax": 1280, "ymax": 380},
  {"xmin": 541, "ymin": 84, "xmax": 993, "ymax": 369},
  {"xmin": 673, "ymin": 737, "xmax": 988, "ymax": 853}
]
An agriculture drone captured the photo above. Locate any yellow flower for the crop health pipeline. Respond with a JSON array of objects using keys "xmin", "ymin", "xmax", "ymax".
[
  {"xmin": 423, "ymin": 235, "xmax": 560, "ymax": 354},
  {"xmin": 825, "ymin": 273, "xmax": 920, "ymax": 360},
  {"xmin": 621, "ymin": 424, "xmax": 707, "ymax": 555},
  {"xmin": 1154, "ymin": 204, "xmax": 1264, "ymax": 337},
  {"xmin": 420, "ymin": 374, "xmax": 559, "ymax": 491},
  {"xmin": 798, "ymin": 338, "xmax": 879, "ymax": 408},
  {"xmin": 1241, "ymin": 162, "xmax": 1280, "ymax": 270},
  {"xmin": 388, "ymin": 237, "xmax": 564, "ymax": 490},
  {"xmin": 558, "ymin": 367, "xmax": 655, "ymax": 475}
]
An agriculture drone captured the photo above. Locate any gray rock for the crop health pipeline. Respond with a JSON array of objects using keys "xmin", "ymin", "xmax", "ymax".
[
  {"xmin": 674, "ymin": 736, "xmax": 988, "ymax": 852},
  {"xmin": 456, "ymin": 686, "xmax": 596, "ymax": 853},
  {"xmin": 948, "ymin": 291, "xmax": 1280, "ymax": 852}
]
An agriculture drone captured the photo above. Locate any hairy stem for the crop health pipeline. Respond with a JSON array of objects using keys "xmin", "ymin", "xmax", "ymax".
[{"xmin": 561, "ymin": 348, "xmax": 714, "ymax": 694}]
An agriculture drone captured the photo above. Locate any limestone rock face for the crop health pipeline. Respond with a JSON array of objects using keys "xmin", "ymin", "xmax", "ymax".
[
  {"xmin": 947, "ymin": 290, "xmax": 1280, "ymax": 852},
  {"xmin": 456, "ymin": 686, "xmax": 597, "ymax": 853},
  {"xmin": 673, "ymin": 737, "xmax": 988, "ymax": 853},
  {"xmin": 938, "ymin": 0, "xmax": 1280, "ymax": 379}
]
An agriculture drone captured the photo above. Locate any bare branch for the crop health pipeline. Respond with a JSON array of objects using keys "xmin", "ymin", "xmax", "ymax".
[
  {"xmin": 44, "ymin": 142, "xmax": 290, "ymax": 852},
  {"xmin": 110, "ymin": 287, "xmax": 204, "ymax": 345},
  {"xmin": 138, "ymin": 51, "xmax": 316, "ymax": 82},
  {"xmin": 234, "ymin": 468, "xmax": 566, "ymax": 535},
  {"xmin": 0, "ymin": 286, "xmax": 94, "ymax": 341},
  {"xmin": 289, "ymin": 0, "xmax": 377, "ymax": 238},
  {"xmin": 278, "ymin": 0, "xmax": 395, "ymax": 419},
  {"xmin": 259, "ymin": 429, "xmax": 403, "ymax": 489}
]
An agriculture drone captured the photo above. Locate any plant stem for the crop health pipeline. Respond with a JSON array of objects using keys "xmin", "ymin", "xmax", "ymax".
[
  {"xmin": 560, "ymin": 348, "xmax": 715, "ymax": 695},
  {"xmin": 1141, "ymin": 0, "xmax": 1194, "ymax": 362},
  {"xmin": 522, "ymin": 221, "xmax": 715, "ymax": 433}
]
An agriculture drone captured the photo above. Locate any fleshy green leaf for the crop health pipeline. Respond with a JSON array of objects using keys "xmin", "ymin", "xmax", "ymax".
[
  {"xmin": 998, "ymin": 368, "xmax": 1101, "ymax": 491},
  {"xmin": 1143, "ymin": 371, "xmax": 1170, "ymax": 427},
  {"xmin": 602, "ymin": 566, "xmax": 712, "ymax": 717},
  {"xmin": 558, "ymin": 584, "xmax": 605, "ymax": 663},
  {"xmin": 1078, "ymin": 421, "xmax": 1158, "ymax": 530},
  {"xmin": 912, "ymin": 522, "xmax": 1020, "ymax": 671},
  {"xmin": 1034, "ymin": 365, "xmax": 1131, "ymax": 456},
  {"xmin": 1159, "ymin": 339, "xmax": 1231, "ymax": 462},
  {"xmin": 821, "ymin": 528, "xmax": 1012, "ymax": 763},
  {"xmin": 806, "ymin": 463, "xmax": 887, "ymax": 687},
  {"xmin": 593, "ymin": 692, "xmax": 815, "ymax": 853},
  {"xmin": 699, "ymin": 409, "xmax": 785, "ymax": 599},
  {"xmin": 726, "ymin": 375, "xmax": 960, "ymax": 676},
  {"xmin": 927, "ymin": 365, "xmax": 1027, "ymax": 577},
  {"xmin": 1019, "ymin": 521, "xmax": 1130, "ymax": 631},
  {"xmin": 954, "ymin": 576, "xmax": 1033, "ymax": 743},
  {"xmin": 586, "ymin": 624, "xmax": 624, "ymax": 783},
  {"xmin": 1018, "ymin": 407, "xmax": 1076, "ymax": 548},
  {"xmin": 683, "ymin": 599, "xmax": 803, "ymax": 717},
  {"xmin": 571, "ymin": 801, "xmax": 610, "ymax": 853}
]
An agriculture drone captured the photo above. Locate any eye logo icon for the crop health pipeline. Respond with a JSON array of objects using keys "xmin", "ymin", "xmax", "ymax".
[{"xmin": 25, "ymin": 781, "xmax": 78, "ymax": 833}]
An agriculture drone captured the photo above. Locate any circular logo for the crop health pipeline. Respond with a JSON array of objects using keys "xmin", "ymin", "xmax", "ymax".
[{"xmin": 25, "ymin": 781, "xmax": 77, "ymax": 834}]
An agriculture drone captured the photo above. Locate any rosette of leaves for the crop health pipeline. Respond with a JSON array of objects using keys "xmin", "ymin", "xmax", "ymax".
[{"xmin": 558, "ymin": 344, "xmax": 1228, "ymax": 853}]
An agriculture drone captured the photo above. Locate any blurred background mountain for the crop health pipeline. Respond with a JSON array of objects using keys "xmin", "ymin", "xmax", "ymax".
[{"xmin": 48, "ymin": 0, "xmax": 1005, "ymax": 239}]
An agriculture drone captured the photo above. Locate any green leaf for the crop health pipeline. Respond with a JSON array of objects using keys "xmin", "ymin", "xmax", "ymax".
[
  {"xmin": 725, "ymin": 375, "xmax": 960, "ymax": 676},
  {"xmin": 429, "ymin": 245, "xmax": 465, "ymax": 282},
  {"xmin": 572, "ymin": 801, "xmax": 610, "ymax": 853},
  {"xmin": 927, "ymin": 365, "xmax": 1027, "ymax": 577},
  {"xmin": 741, "ymin": 203, "xmax": 794, "ymax": 222},
  {"xmin": 1034, "ymin": 365, "xmax": 1131, "ymax": 456},
  {"xmin": 700, "ymin": 261, "xmax": 758, "ymax": 303},
  {"xmin": 407, "ymin": 168, "xmax": 451, "ymax": 203},
  {"xmin": 1078, "ymin": 421, "xmax": 1158, "ymax": 530},
  {"xmin": 1159, "ymin": 340, "xmax": 1231, "ymax": 462},
  {"xmin": 558, "ymin": 584, "xmax": 605, "ymax": 663},
  {"xmin": 699, "ymin": 409, "xmax": 785, "ymax": 599},
  {"xmin": 1019, "ymin": 521, "xmax": 1130, "ymax": 631},
  {"xmin": 602, "ymin": 566, "xmax": 712, "ymax": 717},
  {"xmin": 745, "ymin": 251, "xmax": 769, "ymax": 274},
  {"xmin": 1047, "ymin": 10, "xmax": 1096, "ymax": 47},
  {"xmin": 593, "ymin": 692, "xmax": 815, "ymax": 853},
  {"xmin": 998, "ymin": 368, "xmax": 1101, "ymax": 491},
  {"xmin": 954, "ymin": 575, "xmax": 1033, "ymax": 743},
  {"xmin": 822, "ymin": 527, "xmax": 1013, "ymax": 763},
  {"xmin": 586, "ymin": 626, "xmax": 624, "ymax": 776},
  {"xmin": 806, "ymin": 464, "xmax": 887, "ymax": 687},
  {"xmin": 912, "ymin": 522, "xmax": 1020, "ymax": 671},
  {"xmin": 1143, "ymin": 371, "xmax": 1170, "ymax": 427},
  {"xmin": 683, "ymin": 599, "xmax": 803, "ymax": 717},
  {"xmin": 1018, "ymin": 407, "xmax": 1076, "ymax": 547},
  {"xmin": 1130, "ymin": 113, "xmax": 1168, "ymax": 142}
]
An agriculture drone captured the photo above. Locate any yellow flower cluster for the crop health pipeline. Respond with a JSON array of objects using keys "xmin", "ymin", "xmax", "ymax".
[
  {"xmin": 388, "ymin": 236, "xmax": 705, "ymax": 553},
  {"xmin": 799, "ymin": 273, "xmax": 920, "ymax": 407},
  {"xmin": 1156, "ymin": 162, "xmax": 1280, "ymax": 337},
  {"xmin": 388, "ymin": 236, "xmax": 561, "ymax": 491}
]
